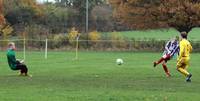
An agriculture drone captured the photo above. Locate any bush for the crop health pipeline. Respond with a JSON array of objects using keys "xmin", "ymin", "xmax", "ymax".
[
  {"xmin": 111, "ymin": 31, "xmax": 127, "ymax": 49},
  {"xmin": 67, "ymin": 27, "xmax": 80, "ymax": 44},
  {"xmin": 88, "ymin": 31, "xmax": 101, "ymax": 42},
  {"xmin": 49, "ymin": 34, "xmax": 68, "ymax": 49}
]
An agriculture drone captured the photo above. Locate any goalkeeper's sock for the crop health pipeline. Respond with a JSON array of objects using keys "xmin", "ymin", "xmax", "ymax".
[{"xmin": 162, "ymin": 63, "xmax": 171, "ymax": 77}]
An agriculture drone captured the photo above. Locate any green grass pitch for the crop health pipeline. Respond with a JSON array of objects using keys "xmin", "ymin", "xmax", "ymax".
[
  {"xmin": 0, "ymin": 51, "xmax": 200, "ymax": 101},
  {"xmin": 104, "ymin": 28, "xmax": 200, "ymax": 41}
]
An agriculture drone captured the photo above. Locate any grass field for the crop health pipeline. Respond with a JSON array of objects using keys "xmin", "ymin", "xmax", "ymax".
[
  {"xmin": 0, "ymin": 51, "xmax": 200, "ymax": 101},
  {"xmin": 104, "ymin": 28, "xmax": 200, "ymax": 41}
]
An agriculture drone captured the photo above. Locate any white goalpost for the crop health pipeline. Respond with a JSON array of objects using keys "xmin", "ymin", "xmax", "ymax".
[
  {"xmin": 75, "ymin": 34, "xmax": 80, "ymax": 60},
  {"xmin": 23, "ymin": 38, "xmax": 26, "ymax": 61},
  {"xmin": 45, "ymin": 38, "xmax": 48, "ymax": 59},
  {"xmin": 22, "ymin": 38, "xmax": 48, "ymax": 60},
  {"xmin": 23, "ymin": 38, "xmax": 48, "ymax": 60},
  {"xmin": 0, "ymin": 39, "xmax": 48, "ymax": 60}
]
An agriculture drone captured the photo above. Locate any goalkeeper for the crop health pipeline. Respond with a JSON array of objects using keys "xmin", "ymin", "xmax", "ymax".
[{"xmin": 6, "ymin": 42, "xmax": 31, "ymax": 77}]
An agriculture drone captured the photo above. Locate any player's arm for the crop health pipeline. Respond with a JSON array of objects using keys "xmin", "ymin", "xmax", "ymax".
[
  {"xmin": 10, "ymin": 54, "xmax": 19, "ymax": 64},
  {"xmin": 189, "ymin": 43, "xmax": 193, "ymax": 53},
  {"xmin": 170, "ymin": 45, "xmax": 179, "ymax": 57},
  {"xmin": 178, "ymin": 42, "xmax": 184, "ymax": 60},
  {"xmin": 165, "ymin": 41, "xmax": 171, "ymax": 54}
]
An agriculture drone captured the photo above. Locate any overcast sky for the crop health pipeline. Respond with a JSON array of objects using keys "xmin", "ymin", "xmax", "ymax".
[{"xmin": 36, "ymin": 0, "xmax": 56, "ymax": 3}]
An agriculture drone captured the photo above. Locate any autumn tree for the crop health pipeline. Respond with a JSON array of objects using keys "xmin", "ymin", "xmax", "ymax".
[
  {"xmin": 109, "ymin": 0, "xmax": 200, "ymax": 33},
  {"xmin": 4, "ymin": 0, "xmax": 43, "ymax": 25},
  {"xmin": 0, "ymin": 0, "xmax": 5, "ymax": 26}
]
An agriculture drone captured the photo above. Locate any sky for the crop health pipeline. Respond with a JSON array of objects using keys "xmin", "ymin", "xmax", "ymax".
[{"xmin": 36, "ymin": 0, "xmax": 56, "ymax": 3}]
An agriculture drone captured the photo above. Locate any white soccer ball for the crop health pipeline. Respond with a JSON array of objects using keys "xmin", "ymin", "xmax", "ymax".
[{"xmin": 116, "ymin": 58, "xmax": 123, "ymax": 65}]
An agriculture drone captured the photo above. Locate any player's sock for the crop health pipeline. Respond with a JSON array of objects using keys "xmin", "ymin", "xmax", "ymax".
[
  {"xmin": 177, "ymin": 68, "xmax": 189, "ymax": 77},
  {"xmin": 162, "ymin": 63, "xmax": 171, "ymax": 77}
]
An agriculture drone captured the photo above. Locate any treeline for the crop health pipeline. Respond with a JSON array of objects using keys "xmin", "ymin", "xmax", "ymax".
[{"xmin": 0, "ymin": 0, "xmax": 129, "ymax": 40}]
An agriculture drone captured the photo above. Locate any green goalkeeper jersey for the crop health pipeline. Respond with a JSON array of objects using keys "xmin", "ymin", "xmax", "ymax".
[{"xmin": 7, "ymin": 49, "xmax": 17, "ymax": 70}]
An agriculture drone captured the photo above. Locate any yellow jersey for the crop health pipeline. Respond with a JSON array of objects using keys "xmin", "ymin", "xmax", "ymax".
[{"xmin": 178, "ymin": 39, "xmax": 192, "ymax": 59}]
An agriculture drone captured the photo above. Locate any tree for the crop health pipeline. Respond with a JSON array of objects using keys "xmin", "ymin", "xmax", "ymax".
[
  {"xmin": 55, "ymin": 0, "xmax": 107, "ymax": 31},
  {"xmin": 4, "ymin": 0, "xmax": 42, "ymax": 25},
  {"xmin": 91, "ymin": 5, "xmax": 114, "ymax": 31},
  {"xmin": 0, "ymin": 0, "xmax": 6, "ymax": 38},
  {"xmin": 40, "ymin": 4, "xmax": 70, "ymax": 33},
  {"xmin": 0, "ymin": 0, "xmax": 5, "ymax": 26},
  {"xmin": 109, "ymin": 0, "xmax": 200, "ymax": 33},
  {"xmin": 3, "ymin": 0, "xmax": 45, "ymax": 38}
]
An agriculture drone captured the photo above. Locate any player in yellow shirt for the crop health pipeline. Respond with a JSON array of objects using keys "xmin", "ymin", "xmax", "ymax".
[{"xmin": 177, "ymin": 32, "xmax": 193, "ymax": 82}]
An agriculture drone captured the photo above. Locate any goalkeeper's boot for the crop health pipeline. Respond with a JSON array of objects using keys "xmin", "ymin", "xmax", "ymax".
[
  {"xmin": 19, "ymin": 72, "xmax": 25, "ymax": 76},
  {"xmin": 25, "ymin": 73, "xmax": 32, "ymax": 78}
]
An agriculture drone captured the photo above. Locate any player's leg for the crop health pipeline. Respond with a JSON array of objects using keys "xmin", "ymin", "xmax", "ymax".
[
  {"xmin": 16, "ymin": 64, "xmax": 24, "ymax": 75},
  {"xmin": 184, "ymin": 59, "xmax": 192, "ymax": 82},
  {"xmin": 177, "ymin": 58, "xmax": 190, "ymax": 76},
  {"xmin": 162, "ymin": 62, "xmax": 171, "ymax": 77},
  {"xmin": 154, "ymin": 54, "xmax": 170, "ymax": 67},
  {"xmin": 177, "ymin": 67, "xmax": 192, "ymax": 82},
  {"xmin": 177, "ymin": 59, "xmax": 189, "ymax": 76},
  {"xmin": 177, "ymin": 58, "xmax": 192, "ymax": 82},
  {"xmin": 16, "ymin": 64, "xmax": 29, "ymax": 76},
  {"xmin": 154, "ymin": 57, "xmax": 164, "ymax": 67},
  {"xmin": 177, "ymin": 67, "xmax": 189, "ymax": 76}
]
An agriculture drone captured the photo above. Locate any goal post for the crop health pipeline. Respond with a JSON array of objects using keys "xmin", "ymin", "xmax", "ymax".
[
  {"xmin": 23, "ymin": 38, "xmax": 26, "ymax": 61},
  {"xmin": 75, "ymin": 34, "xmax": 80, "ymax": 60},
  {"xmin": 45, "ymin": 38, "xmax": 48, "ymax": 59}
]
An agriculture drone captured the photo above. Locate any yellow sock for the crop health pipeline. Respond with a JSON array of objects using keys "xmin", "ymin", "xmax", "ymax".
[{"xmin": 177, "ymin": 68, "xmax": 189, "ymax": 77}]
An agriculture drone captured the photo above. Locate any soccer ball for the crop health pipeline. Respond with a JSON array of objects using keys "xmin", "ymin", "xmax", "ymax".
[{"xmin": 116, "ymin": 58, "xmax": 123, "ymax": 65}]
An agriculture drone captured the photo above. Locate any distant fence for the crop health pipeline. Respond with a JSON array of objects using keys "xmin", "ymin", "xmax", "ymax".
[{"xmin": 0, "ymin": 39, "xmax": 200, "ymax": 52}]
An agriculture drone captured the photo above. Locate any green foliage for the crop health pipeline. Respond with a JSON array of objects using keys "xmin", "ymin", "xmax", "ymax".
[
  {"xmin": 2, "ymin": 25, "xmax": 13, "ymax": 38},
  {"xmin": 88, "ymin": 31, "xmax": 101, "ymax": 49},
  {"xmin": 55, "ymin": 0, "xmax": 108, "ymax": 31},
  {"xmin": 6, "ymin": 7, "xmax": 37, "ymax": 25},
  {"xmin": 91, "ymin": 5, "xmax": 114, "ymax": 31},
  {"xmin": 51, "ymin": 34, "xmax": 68, "ymax": 48},
  {"xmin": 4, "ymin": 0, "xmax": 42, "ymax": 25},
  {"xmin": 0, "ymin": 25, "xmax": 13, "ymax": 47},
  {"xmin": 40, "ymin": 4, "xmax": 70, "ymax": 33},
  {"xmin": 89, "ymin": 30, "xmax": 101, "ymax": 42},
  {"xmin": 24, "ymin": 24, "xmax": 48, "ymax": 39},
  {"xmin": 67, "ymin": 27, "xmax": 79, "ymax": 44},
  {"xmin": 111, "ymin": 31, "xmax": 127, "ymax": 49}
]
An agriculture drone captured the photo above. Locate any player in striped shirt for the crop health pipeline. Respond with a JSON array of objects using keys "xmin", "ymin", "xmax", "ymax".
[{"xmin": 153, "ymin": 36, "xmax": 179, "ymax": 77}]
